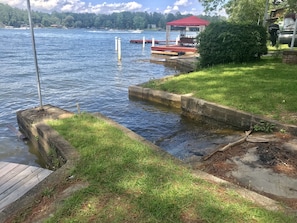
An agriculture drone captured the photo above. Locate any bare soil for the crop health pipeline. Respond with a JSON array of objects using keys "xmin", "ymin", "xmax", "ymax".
[{"xmin": 191, "ymin": 132, "xmax": 297, "ymax": 210}]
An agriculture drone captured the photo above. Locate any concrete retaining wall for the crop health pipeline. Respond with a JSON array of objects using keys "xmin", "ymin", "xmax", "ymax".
[
  {"xmin": 16, "ymin": 105, "xmax": 77, "ymax": 169},
  {"xmin": 283, "ymin": 50, "xmax": 297, "ymax": 64},
  {"xmin": 0, "ymin": 105, "xmax": 80, "ymax": 221},
  {"xmin": 128, "ymin": 85, "xmax": 181, "ymax": 108},
  {"xmin": 128, "ymin": 85, "xmax": 297, "ymax": 135}
]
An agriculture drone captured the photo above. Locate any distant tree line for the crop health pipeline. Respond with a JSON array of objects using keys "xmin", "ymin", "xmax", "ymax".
[{"xmin": 0, "ymin": 3, "xmax": 225, "ymax": 29}]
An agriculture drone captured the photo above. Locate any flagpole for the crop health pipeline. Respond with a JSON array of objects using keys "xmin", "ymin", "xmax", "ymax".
[{"xmin": 26, "ymin": 0, "xmax": 43, "ymax": 108}]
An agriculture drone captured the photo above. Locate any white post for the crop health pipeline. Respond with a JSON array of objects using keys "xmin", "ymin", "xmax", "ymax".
[
  {"xmin": 142, "ymin": 36, "xmax": 145, "ymax": 48},
  {"xmin": 115, "ymin": 37, "xmax": 118, "ymax": 51},
  {"xmin": 176, "ymin": 35, "xmax": 179, "ymax": 45},
  {"xmin": 152, "ymin": 37, "xmax": 155, "ymax": 47},
  {"xmin": 290, "ymin": 19, "xmax": 297, "ymax": 50},
  {"xmin": 117, "ymin": 38, "xmax": 121, "ymax": 61}
]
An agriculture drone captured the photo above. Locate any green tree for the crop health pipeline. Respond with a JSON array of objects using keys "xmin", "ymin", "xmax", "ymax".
[
  {"xmin": 41, "ymin": 15, "xmax": 52, "ymax": 27},
  {"xmin": 94, "ymin": 15, "xmax": 103, "ymax": 28},
  {"xmin": 166, "ymin": 13, "xmax": 176, "ymax": 23},
  {"xmin": 63, "ymin": 15, "xmax": 74, "ymax": 27},
  {"xmin": 74, "ymin": 20, "xmax": 83, "ymax": 28},
  {"xmin": 115, "ymin": 13, "xmax": 125, "ymax": 29},
  {"xmin": 0, "ymin": 3, "xmax": 225, "ymax": 29},
  {"xmin": 286, "ymin": 0, "xmax": 297, "ymax": 11},
  {"xmin": 133, "ymin": 15, "xmax": 146, "ymax": 29},
  {"xmin": 225, "ymin": 0, "xmax": 265, "ymax": 24},
  {"xmin": 199, "ymin": 0, "xmax": 297, "ymax": 21}
]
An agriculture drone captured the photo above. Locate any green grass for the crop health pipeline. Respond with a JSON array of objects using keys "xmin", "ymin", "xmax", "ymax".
[
  {"xmin": 43, "ymin": 113, "xmax": 296, "ymax": 222},
  {"xmin": 143, "ymin": 57, "xmax": 297, "ymax": 124}
]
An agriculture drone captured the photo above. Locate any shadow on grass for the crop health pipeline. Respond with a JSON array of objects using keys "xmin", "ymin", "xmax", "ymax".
[
  {"xmin": 47, "ymin": 114, "xmax": 295, "ymax": 223},
  {"xmin": 148, "ymin": 59, "xmax": 297, "ymax": 123}
]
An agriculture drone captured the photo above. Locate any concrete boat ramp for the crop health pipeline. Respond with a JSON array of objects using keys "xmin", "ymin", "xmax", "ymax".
[{"xmin": 0, "ymin": 161, "xmax": 52, "ymax": 212}]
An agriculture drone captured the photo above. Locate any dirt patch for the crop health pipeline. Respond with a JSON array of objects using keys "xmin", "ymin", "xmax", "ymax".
[{"xmin": 190, "ymin": 132, "xmax": 297, "ymax": 210}]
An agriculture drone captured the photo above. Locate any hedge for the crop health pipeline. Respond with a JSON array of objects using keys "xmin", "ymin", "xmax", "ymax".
[{"xmin": 198, "ymin": 22, "xmax": 268, "ymax": 67}]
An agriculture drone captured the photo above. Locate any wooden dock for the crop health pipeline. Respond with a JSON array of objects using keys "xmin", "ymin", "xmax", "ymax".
[
  {"xmin": 130, "ymin": 39, "xmax": 176, "ymax": 44},
  {"xmin": 0, "ymin": 161, "xmax": 53, "ymax": 212},
  {"xmin": 151, "ymin": 45, "xmax": 197, "ymax": 54}
]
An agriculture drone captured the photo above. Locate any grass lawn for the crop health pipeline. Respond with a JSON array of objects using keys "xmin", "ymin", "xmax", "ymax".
[
  {"xmin": 40, "ymin": 113, "xmax": 296, "ymax": 222},
  {"xmin": 143, "ymin": 57, "xmax": 297, "ymax": 125}
]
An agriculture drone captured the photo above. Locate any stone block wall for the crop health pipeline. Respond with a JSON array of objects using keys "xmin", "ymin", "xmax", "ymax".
[
  {"xmin": 128, "ymin": 85, "xmax": 297, "ymax": 135},
  {"xmin": 17, "ymin": 105, "xmax": 77, "ymax": 169},
  {"xmin": 282, "ymin": 50, "xmax": 297, "ymax": 64}
]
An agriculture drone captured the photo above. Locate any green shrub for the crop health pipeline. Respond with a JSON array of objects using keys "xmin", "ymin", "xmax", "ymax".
[{"xmin": 198, "ymin": 22, "xmax": 268, "ymax": 67}]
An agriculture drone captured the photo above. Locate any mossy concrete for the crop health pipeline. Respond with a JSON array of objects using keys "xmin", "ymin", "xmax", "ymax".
[
  {"xmin": 0, "ymin": 105, "xmax": 80, "ymax": 222},
  {"xmin": 128, "ymin": 85, "xmax": 297, "ymax": 135}
]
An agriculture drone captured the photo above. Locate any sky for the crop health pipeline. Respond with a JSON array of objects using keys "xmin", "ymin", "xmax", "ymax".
[{"xmin": 0, "ymin": 0, "xmax": 206, "ymax": 15}]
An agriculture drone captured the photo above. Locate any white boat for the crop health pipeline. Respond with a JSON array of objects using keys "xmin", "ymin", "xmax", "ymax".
[{"xmin": 129, "ymin": 29, "xmax": 143, "ymax": 33}]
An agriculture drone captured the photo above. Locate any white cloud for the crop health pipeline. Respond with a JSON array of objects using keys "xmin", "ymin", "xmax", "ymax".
[
  {"xmin": 164, "ymin": 6, "xmax": 173, "ymax": 14},
  {"xmin": 174, "ymin": 0, "xmax": 189, "ymax": 7},
  {"xmin": 173, "ymin": 5, "xmax": 179, "ymax": 11},
  {"xmin": 164, "ymin": 0, "xmax": 199, "ymax": 15},
  {"xmin": 0, "ymin": 0, "xmax": 143, "ymax": 14}
]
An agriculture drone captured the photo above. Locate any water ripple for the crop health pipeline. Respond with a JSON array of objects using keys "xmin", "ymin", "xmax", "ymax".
[{"xmin": 0, "ymin": 28, "xmax": 240, "ymax": 166}]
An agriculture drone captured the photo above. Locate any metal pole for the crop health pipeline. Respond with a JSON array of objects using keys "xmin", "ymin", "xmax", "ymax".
[
  {"xmin": 290, "ymin": 19, "xmax": 297, "ymax": 49},
  {"xmin": 26, "ymin": 0, "xmax": 43, "ymax": 108}
]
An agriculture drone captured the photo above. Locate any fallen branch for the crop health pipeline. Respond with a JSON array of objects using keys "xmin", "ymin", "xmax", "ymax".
[
  {"xmin": 203, "ymin": 130, "xmax": 252, "ymax": 161},
  {"xmin": 246, "ymin": 136, "xmax": 272, "ymax": 143}
]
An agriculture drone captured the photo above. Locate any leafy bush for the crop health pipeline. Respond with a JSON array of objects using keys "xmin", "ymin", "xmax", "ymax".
[
  {"xmin": 253, "ymin": 121, "xmax": 275, "ymax": 133},
  {"xmin": 198, "ymin": 22, "xmax": 268, "ymax": 67}
]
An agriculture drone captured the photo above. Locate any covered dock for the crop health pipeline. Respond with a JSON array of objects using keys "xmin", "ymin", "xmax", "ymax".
[{"xmin": 151, "ymin": 16, "xmax": 209, "ymax": 55}]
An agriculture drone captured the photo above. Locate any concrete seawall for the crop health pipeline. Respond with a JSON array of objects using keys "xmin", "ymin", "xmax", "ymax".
[
  {"xmin": 0, "ymin": 104, "xmax": 286, "ymax": 222},
  {"xmin": 128, "ymin": 85, "xmax": 297, "ymax": 135},
  {"xmin": 128, "ymin": 85, "xmax": 181, "ymax": 108},
  {"xmin": 0, "ymin": 105, "xmax": 80, "ymax": 222}
]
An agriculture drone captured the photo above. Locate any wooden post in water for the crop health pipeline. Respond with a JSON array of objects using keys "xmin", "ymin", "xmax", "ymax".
[{"xmin": 117, "ymin": 38, "xmax": 121, "ymax": 61}]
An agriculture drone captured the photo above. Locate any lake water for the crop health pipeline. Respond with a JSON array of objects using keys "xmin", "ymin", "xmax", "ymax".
[{"xmin": 0, "ymin": 28, "xmax": 240, "ymax": 167}]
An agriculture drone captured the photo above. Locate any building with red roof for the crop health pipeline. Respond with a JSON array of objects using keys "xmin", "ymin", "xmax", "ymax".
[
  {"xmin": 166, "ymin": 16, "xmax": 210, "ymax": 46},
  {"xmin": 166, "ymin": 16, "xmax": 210, "ymax": 27},
  {"xmin": 151, "ymin": 16, "xmax": 210, "ymax": 56}
]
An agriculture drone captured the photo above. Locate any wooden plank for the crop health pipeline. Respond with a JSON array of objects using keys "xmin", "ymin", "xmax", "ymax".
[
  {"xmin": 0, "ymin": 166, "xmax": 40, "ymax": 198},
  {"xmin": 151, "ymin": 50, "xmax": 179, "ymax": 56},
  {"xmin": 151, "ymin": 46, "xmax": 197, "ymax": 53},
  {"xmin": 0, "ymin": 169, "xmax": 45, "ymax": 211},
  {"xmin": 0, "ymin": 162, "xmax": 7, "ymax": 169},
  {"xmin": 0, "ymin": 164, "xmax": 28, "ymax": 188},
  {"xmin": 0, "ymin": 162, "xmax": 52, "ymax": 212},
  {"xmin": 0, "ymin": 162, "xmax": 19, "ymax": 179}
]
